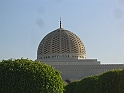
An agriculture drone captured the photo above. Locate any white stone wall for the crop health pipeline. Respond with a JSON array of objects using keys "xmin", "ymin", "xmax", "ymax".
[
  {"xmin": 37, "ymin": 59, "xmax": 124, "ymax": 81},
  {"xmin": 52, "ymin": 64, "xmax": 124, "ymax": 81}
]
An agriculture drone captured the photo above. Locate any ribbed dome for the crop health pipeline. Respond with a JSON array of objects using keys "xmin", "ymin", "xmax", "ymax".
[{"xmin": 37, "ymin": 28, "xmax": 86, "ymax": 60}]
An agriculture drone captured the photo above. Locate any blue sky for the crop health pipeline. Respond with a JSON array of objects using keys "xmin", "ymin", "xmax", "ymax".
[{"xmin": 0, "ymin": 0, "xmax": 124, "ymax": 64}]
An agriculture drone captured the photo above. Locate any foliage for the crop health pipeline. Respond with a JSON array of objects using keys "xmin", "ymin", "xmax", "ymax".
[
  {"xmin": 64, "ymin": 80, "xmax": 79, "ymax": 93},
  {"xmin": 63, "ymin": 69, "xmax": 124, "ymax": 93},
  {"xmin": 74, "ymin": 75, "xmax": 98, "ymax": 93},
  {"xmin": 0, "ymin": 58, "xmax": 64, "ymax": 93},
  {"xmin": 96, "ymin": 69, "xmax": 122, "ymax": 93},
  {"xmin": 119, "ymin": 69, "xmax": 124, "ymax": 93}
]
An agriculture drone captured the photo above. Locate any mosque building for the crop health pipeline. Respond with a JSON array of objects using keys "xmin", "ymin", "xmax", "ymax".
[{"xmin": 37, "ymin": 20, "xmax": 124, "ymax": 81}]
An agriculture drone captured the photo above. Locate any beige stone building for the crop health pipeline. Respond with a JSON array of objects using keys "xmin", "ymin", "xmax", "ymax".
[{"xmin": 37, "ymin": 21, "xmax": 124, "ymax": 81}]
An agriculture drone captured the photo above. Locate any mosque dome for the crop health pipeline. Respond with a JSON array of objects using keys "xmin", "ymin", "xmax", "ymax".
[{"xmin": 37, "ymin": 21, "xmax": 86, "ymax": 60}]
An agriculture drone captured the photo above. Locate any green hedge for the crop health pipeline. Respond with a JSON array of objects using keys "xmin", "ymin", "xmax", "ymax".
[
  {"xmin": 96, "ymin": 69, "xmax": 121, "ymax": 93},
  {"xmin": 64, "ymin": 80, "xmax": 79, "ymax": 93},
  {"xmin": 74, "ymin": 75, "xmax": 98, "ymax": 93},
  {"xmin": 64, "ymin": 69, "xmax": 124, "ymax": 93},
  {"xmin": 0, "ymin": 58, "xmax": 64, "ymax": 93},
  {"xmin": 119, "ymin": 69, "xmax": 124, "ymax": 93}
]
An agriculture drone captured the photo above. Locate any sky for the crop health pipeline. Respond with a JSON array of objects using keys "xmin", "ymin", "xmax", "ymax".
[{"xmin": 0, "ymin": 0, "xmax": 124, "ymax": 64}]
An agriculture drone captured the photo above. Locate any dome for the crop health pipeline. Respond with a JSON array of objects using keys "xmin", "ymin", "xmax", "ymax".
[{"xmin": 37, "ymin": 27, "xmax": 86, "ymax": 60}]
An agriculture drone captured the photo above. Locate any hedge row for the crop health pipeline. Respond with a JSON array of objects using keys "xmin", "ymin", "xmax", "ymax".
[
  {"xmin": 64, "ymin": 69, "xmax": 124, "ymax": 93},
  {"xmin": 0, "ymin": 58, "xmax": 64, "ymax": 93},
  {"xmin": 64, "ymin": 80, "xmax": 79, "ymax": 93}
]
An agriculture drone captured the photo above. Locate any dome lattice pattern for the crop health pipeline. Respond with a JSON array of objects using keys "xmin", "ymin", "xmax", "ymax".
[{"xmin": 37, "ymin": 28, "xmax": 86, "ymax": 59}]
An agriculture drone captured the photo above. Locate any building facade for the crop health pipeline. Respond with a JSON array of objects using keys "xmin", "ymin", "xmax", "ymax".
[{"xmin": 37, "ymin": 21, "xmax": 124, "ymax": 81}]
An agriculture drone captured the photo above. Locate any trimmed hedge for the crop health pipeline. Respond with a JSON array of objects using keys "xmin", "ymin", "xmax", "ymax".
[
  {"xmin": 119, "ymin": 69, "xmax": 124, "ymax": 93},
  {"xmin": 64, "ymin": 80, "xmax": 79, "ymax": 93},
  {"xmin": 74, "ymin": 75, "xmax": 98, "ymax": 93},
  {"xmin": 0, "ymin": 58, "xmax": 64, "ymax": 93},
  {"xmin": 96, "ymin": 69, "xmax": 121, "ymax": 93},
  {"xmin": 64, "ymin": 69, "xmax": 124, "ymax": 93}
]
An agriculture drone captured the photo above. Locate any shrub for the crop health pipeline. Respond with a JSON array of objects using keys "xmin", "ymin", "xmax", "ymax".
[
  {"xmin": 96, "ymin": 69, "xmax": 121, "ymax": 93},
  {"xmin": 64, "ymin": 80, "xmax": 79, "ymax": 93},
  {"xmin": 119, "ymin": 69, "xmax": 124, "ymax": 93},
  {"xmin": 0, "ymin": 58, "xmax": 64, "ymax": 93},
  {"xmin": 75, "ymin": 75, "xmax": 98, "ymax": 93}
]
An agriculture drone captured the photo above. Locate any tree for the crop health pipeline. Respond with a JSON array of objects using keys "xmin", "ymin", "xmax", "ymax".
[
  {"xmin": 75, "ymin": 75, "xmax": 98, "ymax": 93},
  {"xmin": 0, "ymin": 58, "xmax": 64, "ymax": 93}
]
